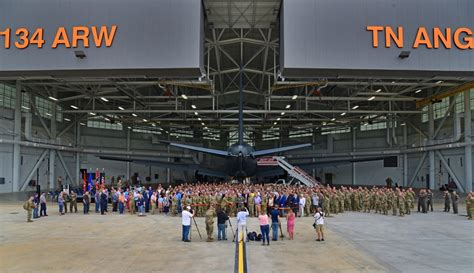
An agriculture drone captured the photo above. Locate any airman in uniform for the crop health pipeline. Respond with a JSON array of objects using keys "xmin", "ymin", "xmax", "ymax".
[
  {"xmin": 248, "ymin": 192, "xmax": 255, "ymax": 217},
  {"xmin": 205, "ymin": 204, "xmax": 217, "ymax": 242},
  {"xmin": 323, "ymin": 193, "xmax": 331, "ymax": 216},
  {"xmin": 451, "ymin": 191, "xmax": 459, "ymax": 214},
  {"xmin": 443, "ymin": 190, "xmax": 451, "ymax": 212},
  {"xmin": 466, "ymin": 192, "xmax": 473, "ymax": 220},
  {"xmin": 23, "ymin": 196, "xmax": 35, "ymax": 222},
  {"xmin": 304, "ymin": 193, "xmax": 312, "ymax": 216},
  {"xmin": 69, "ymin": 190, "xmax": 78, "ymax": 213},
  {"xmin": 129, "ymin": 192, "xmax": 136, "ymax": 214},
  {"xmin": 397, "ymin": 192, "xmax": 405, "ymax": 217}
]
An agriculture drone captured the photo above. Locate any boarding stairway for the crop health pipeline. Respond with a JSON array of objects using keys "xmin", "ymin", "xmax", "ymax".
[{"xmin": 257, "ymin": 156, "xmax": 318, "ymax": 187}]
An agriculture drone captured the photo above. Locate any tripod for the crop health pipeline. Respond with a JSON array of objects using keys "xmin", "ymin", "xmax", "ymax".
[
  {"xmin": 227, "ymin": 219, "xmax": 235, "ymax": 240},
  {"xmin": 192, "ymin": 217, "xmax": 202, "ymax": 240}
]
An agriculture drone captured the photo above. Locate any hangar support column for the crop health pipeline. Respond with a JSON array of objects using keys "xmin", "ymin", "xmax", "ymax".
[
  {"xmin": 75, "ymin": 122, "xmax": 81, "ymax": 187},
  {"xmin": 403, "ymin": 124, "xmax": 408, "ymax": 187},
  {"xmin": 464, "ymin": 90, "xmax": 472, "ymax": 192},
  {"xmin": 126, "ymin": 128, "xmax": 131, "ymax": 182},
  {"xmin": 428, "ymin": 104, "xmax": 435, "ymax": 190},
  {"xmin": 49, "ymin": 101, "xmax": 57, "ymax": 190},
  {"xmin": 12, "ymin": 81, "xmax": 22, "ymax": 192},
  {"xmin": 352, "ymin": 127, "xmax": 356, "ymax": 186}
]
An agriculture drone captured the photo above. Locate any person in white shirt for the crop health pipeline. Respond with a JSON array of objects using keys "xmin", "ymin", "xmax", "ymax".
[
  {"xmin": 182, "ymin": 206, "xmax": 194, "ymax": 242},
  {"xmin": 236, "ymin": 207, "xmax": 249, "ymax": 242},
  {"xmin": 314, "ymin": 207, "xmax": 325, "ymax": 242},
  {"xmin": 299, "ymin": 194, "xmax": 306, "ymax": 217}
]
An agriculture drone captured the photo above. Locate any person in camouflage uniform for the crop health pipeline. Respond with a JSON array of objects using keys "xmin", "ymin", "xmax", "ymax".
[
  {"xmin": 205, "ymin": 204, "xmax": 217, "ymax": 242},
  {"xmin": 323, "ymin": 192, "xmax": 331, "ymax": 216},
  {"xmin": 466, "ymin": 192, "xmax": 473, "ymax": 220},
  {"xmin": 304, "ymin": 193, "xmax": 312, "ymax": 216},
  {"xmin": 397, "ymin": 192, "xmax": 405, "ymax": 217},
  {"xmin": 248, "ymin": 192, "xmax": 255, "ymax": 217},
  {"xmin": 363, "ymin": 191, "xmax": 371, "ymax": 213}
]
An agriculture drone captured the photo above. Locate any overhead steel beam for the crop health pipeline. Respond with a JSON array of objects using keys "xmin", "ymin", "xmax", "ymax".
[
  {"xmin": 62, "ymin": 109, "xmax": 422, "ymax": 114},
  {"xmin": 416, "ymin": 81, "xmax": 474, "ymax": 108}
]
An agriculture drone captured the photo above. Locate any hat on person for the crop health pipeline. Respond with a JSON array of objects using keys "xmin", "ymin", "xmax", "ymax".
[{"xmin": 186, "ymin": 206, "xmax": 191, "ymax": 210}]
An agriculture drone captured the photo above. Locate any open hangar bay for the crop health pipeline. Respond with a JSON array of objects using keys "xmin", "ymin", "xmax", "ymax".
[{"xmin": 0, "ymin": 0, "xmax": 473, "ymax": 273}]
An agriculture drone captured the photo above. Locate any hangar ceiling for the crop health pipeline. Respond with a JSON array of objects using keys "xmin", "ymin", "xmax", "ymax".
[{"xmin": 0, "ymin": 0, "xmax": 472, "ymax": 142}]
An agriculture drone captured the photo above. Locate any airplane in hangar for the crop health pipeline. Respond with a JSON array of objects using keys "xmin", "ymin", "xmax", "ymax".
[{"xmin": 99, "ymin": 69, "xmax": 395, "ymax": 182}]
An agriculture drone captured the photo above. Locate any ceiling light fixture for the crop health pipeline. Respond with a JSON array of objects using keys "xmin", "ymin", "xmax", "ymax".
[
  {"xmin": 70, "ymin": 105, "xmax": 79, "ymax": 110},
  {"xmin": 118, "ymin": 106, "xmax": 125, "ymax": 110},
  {"xmin": 21, "ymin": 106, "xmax": 30, "ymax": 110},
  {"xmin": 368, "ymin": 96, "xmax": 376, "ymax": 101},
  {"xmin": 89, "ymin": 112, "xmax": 96, "ymax": 116},
  {"xmin": 191, "ymin": 105, "xmax": 197, "ymax": 109},
  {"xmin": 285, "ymin": 104, "xmax": 291, "ymax": 109},
  {"xmin": 198, "ymin": 117, "xmax": 202, "ymax": 121},
  {"xmin": 415, "ymin": 89, "xmax": 422, "ymax": 93},
  {"xmin": 273, "ymin": 122, "xmax": 277, "ymax": 125},
  {"xmin": 401, "ymin": 123, "xmax": 406, "ymax": 126},
  {"xmin": 127, "ymin": 126, "xmax": 132, "ymax": 129},
  {"xmin": 204, "ymin": 127, "xmax": 208, "ymax": 129},
  {"xmin": 277, "ymin": 117, "xmax": 281, "ymax": 121},
  {"xmin": 341, "ymin": 112, "xmax": 346, "ymax": 116},
  {"xmin": 104, "ymin": 117, "xmax": 110, "ymax": 121},
  {"xmin": 292, "ymin": 95, "xmax": 298, "ymax": 100},
  {"xmin": 281, "ymin": 112, "xmax": 285, "ymax": 115},
  {"xmin": 331, "ymin": 118, "xmax": 336, "ymax": 121},
  {"xmin": 48, "ymin": 96, "xmax": 58, "ymax": 101},
  {"xmin": 352, "ymin": 105, "xmax": 359, "ymax": 110},
  {"xmin": 64, "ymin": 118, "xmax": 71, "ymax": 122},
  {"xmin": 375, "ymin": 89, "xmax": 382, "ymax": 93},
  {"xmin": 181, "ymin": 94, "xmax": 188, "ymax": 100},
  {"xmin": 45, "ymin": 113, "xmax": 52, "ymax": 116},
  {"xmin": 435, "ymin": 80, "xmax": 444, "ymax": 84},
  {"xmin": 201, "ymin": 122, "xmax": 205, "ymax": 125},
  {"xmin": 80, "ymin": 122, "xmax": 86, "ymax": 126},
  {"xmin": 132, "ymin": 113, "xmax": 138, "ymax": 117},
  {"xmin": 142, "ymin": 119, "xmax": 148, "ymax": 122},
  {"xmin": 194, "ymin": 112, "xmax": 198, "ymax": 115},
  {"xmin": 100, "ymin": 97, "xmax": 109, "ymax": 102}
]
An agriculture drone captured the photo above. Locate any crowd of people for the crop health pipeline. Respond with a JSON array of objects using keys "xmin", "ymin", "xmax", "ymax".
[{"xmin": 23, "ymin": 180, "xmax": 474, "ymax": 242}]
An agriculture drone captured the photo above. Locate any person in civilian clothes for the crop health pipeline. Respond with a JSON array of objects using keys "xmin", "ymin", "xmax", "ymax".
[
  {"xmin": 270, "ymin": 205, "xmax": 280, "ymax": 241},
  {"xmin": 118, "ymin": 191, "xmax": 125, "ymax": 214},
  {"xmin": 33, "ymin": 193, "xmax": 39, "ymax": 219},
  {"xmin": 58, "ymin": 193, "xmax": 65, "ymax": 215},
  {"xmin": 314, "ymin": 207, "xmax": 325, "ymax": 242},
  {"xmin": 258, "ymin": 210, "xmax": 270, "ymax": 246},
  {"xmin": 83, "ymin": 191, "xmax": 90, "ymax": 214},
  {"xmin": 100, "ymin": 189, "xmax": 108, "ymax": 215},
  {"xmin": 40, "ymin": 192, "xmax": 48, "ymax": 217},
  {"xmin": 95, "ymin": 190, "xmax": 100, "ymax": 213},
  {"xmin": 137, "ymin": 193, "xmax": 145, "ymax": 216},
  {"xmin": 182, "ymin": 206, "xmax": 194, "ymax": 242},
  {"xmin": 217, "ymin": 208, "xmax": 229, "ymax": 240},
  {"xmin": 286, "ymin": 208, "xmax": 296, "ymax": 240}
]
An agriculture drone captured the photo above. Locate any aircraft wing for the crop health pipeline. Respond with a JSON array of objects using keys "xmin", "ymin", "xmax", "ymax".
[
  {"xmin": 164, "ymin": 142, "xmax": 229, "ymax": 157},
  {"xmin": 251, "ymin": 143, "xmax": 312, "ymax": 157},
  {"xmin": 98, "ymin": 156, "xmax": 227, "ymax": 178},
  {"xmin": 294, "ymin": 156, "xmax": 397, "ymax": 168}
]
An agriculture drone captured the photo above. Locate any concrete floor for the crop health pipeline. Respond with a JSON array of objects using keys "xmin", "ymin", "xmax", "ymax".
[{"xmin": 0, "ymin": 201, "xmax": 472, "ymax": 273}]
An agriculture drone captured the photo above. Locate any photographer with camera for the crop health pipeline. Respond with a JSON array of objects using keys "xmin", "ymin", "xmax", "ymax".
[
  {"xmin": 182, "ymin": 206, "xmax": 194, "ymax": 242},
  {"xmin": 314, "ymin": 207, "xmax": 325, "ymax": 242}
]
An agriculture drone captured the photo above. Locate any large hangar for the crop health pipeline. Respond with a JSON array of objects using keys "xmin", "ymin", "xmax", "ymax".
[{"xmin": 0, "ymin": 1, "xmax": 473, "ymax": 273}]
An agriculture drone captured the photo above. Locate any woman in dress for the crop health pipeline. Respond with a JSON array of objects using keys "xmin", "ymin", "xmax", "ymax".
[{"xmin": 286, "ymin": 208, "xmax": 296, "ymax": 240}]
